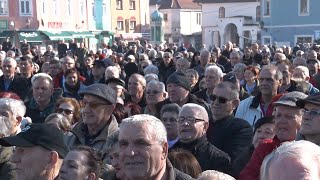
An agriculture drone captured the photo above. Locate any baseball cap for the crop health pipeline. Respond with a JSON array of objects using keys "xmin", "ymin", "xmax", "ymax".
[
  {"xmin": 79, "ymin": 83, "xmax": 117, "ymax": 104},
  {"xmin": 273, "ymin": 91, "xmax": 308, "ymax": 107},
  {"xmin": 0, "ymin": 123, "xmax": 69, "ymax": 158},
  {"xmin": 296, "ymin": 92, "xmax": 320, "ymax": 108}
]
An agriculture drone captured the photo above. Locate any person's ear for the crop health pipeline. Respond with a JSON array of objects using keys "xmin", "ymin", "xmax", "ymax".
[
  {"xmin": 163, "ymin": 92, "xmax": 168, "ymax": 99},
  {"xmin": 232, "ymin": 99, "xmax": 240, "ymax": 110},
  {"xmin": 203, "ymin": 121, "xmax": 209, "ymax": 132},
  {"xmin": 45, "ymin": 151, "xmax": 59, "ymax": 170},
  {"xmin": 15, "ymin": 116, "xmax": 22, "ymax": 126},
  {"xmin": 161, "ymin": 141, "xmax": 168, "ymax": 160},
  {"xmin": 86, "ymin": 173, "xmax": 96, "ymax": 180}
]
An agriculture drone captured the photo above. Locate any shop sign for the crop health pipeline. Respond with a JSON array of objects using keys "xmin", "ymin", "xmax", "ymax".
[{"xmin": 20, "ymin": 32, "xmax": 38, "ymax": 38}]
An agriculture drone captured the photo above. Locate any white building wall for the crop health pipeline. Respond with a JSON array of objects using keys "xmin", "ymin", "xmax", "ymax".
[{"xmin": 180, "ymin": 10, "xmax": 202, "ymax": 35}]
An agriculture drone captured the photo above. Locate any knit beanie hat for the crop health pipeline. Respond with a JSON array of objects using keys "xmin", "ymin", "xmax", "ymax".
[{"xmin": 166, "ymin": 71, "xmax": 191, "ymax": 91}]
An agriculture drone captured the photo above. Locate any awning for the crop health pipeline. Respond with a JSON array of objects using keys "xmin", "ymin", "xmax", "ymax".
[
  {"xmin": 18, "ymin": 31, "xmax": 42, "ymax": 42},
  {"xmin": 0, "ymin": 31, "xmax": 13, "ymax": 38},
  {"xmin": 120, "ymin": 33, "xmax": 142, "ymax": 40},
  {"xmin": 41, "ymin": 31, "xmax": 73, "ymax": 41},
  {"xmin": 70, "ymin": 31, "xmax": 94, "ymax": 38}
]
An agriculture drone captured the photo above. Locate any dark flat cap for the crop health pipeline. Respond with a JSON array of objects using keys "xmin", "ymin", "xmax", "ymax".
[
  {"xmin": 93, "ymin": 60, "xmax": 107, "ymax": 68},
  {"xmin": 296, "ymin": 92, "xmax": 320, "ymax": 108},
  {"xmin": 273, "ymin": 91, "xmax": 308, "ymax": 107},
  {"xmin": 105, "ymin": 78, "xmax": 125, "ymax": 87},
  {"xmin": 166, "ymin": 71, "xmax": 191, "ymax": 91},
  {"xmin": 79, "ymin": 84, "xmax": 116, "ymax": 104}
]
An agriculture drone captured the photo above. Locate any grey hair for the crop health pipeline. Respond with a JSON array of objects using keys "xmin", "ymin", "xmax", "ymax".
[
  {"xmin": 197, "ymin": 170, "xmax": 235, "ymax": 180},
  {"xmin": 31, "ymin": 73, "xmax": 53, "ymax": 86},
  {"xmin": 120, "ymin": 114, "xmax": 167, "ymax": 144},
  {"xmin": 130, "ymin": 73, "xmax": 147, "ymax": 87},
  {"xmin": 293, "ymin": 57, "xmax": 307, "ymax": 66},
  {"xmin": 233, "ymin": 63, "xmax": 247, "ymax": 73},
  {"xmin": 294, "ymin": 65, "xmax": 310, "ymax": 78},
  {"xmin": 200, "ymin": 49, "xmax": 211, "ymax": 57},
  {"xmin": 146, "ymin": 80, "xmax": 165, "ymax": 93},
  {"xmin": 215, "ymin": 82, "xmax": 239, "ymax": 100},
  {"xmin": 180, "ymin": 103, "xmax": 209, "ymax": 122},
  {"xmin": 160, "ymin": 103, "xmax": 181, "ymax": 118},
  {"xmin": 2, "ymin": 57, "xmax": 17, "ymax": 67},
  {"xmin": 44, "ymin": 113, "xmax": 71, "ymax": 132},
  {"xmin": 261, "ymin": 65, "xmax": 283, "ymax": 80},
  {"xmin": 144, "ymin": 64, "xmax": 159, "ymax": 75},
  {"xmin": 260, "ymin": 140, "xmax": 320, "ymax": 180},
  {"xmin": 148, "ymin": 49, "xmax": 157, "ymax": 58},
  {"xmin": 0, "ymin": 98, "xmax": 26, "ymax": 118},
  {"xmin": 0, "ymin": 51, "xmax": 6, "ymax": 59},
  {"xmin": 0, "ymin": 116, "xmax": 13, "ymax": 137},
  {"xmin": 140, "ymin": 54, "xmax": 149, "ymax": 61},
  {"xmin": 145, "ymin": 74, "xmax": 159, "ymax": 83},
  {"xmin": 205, "ymin": 65, "xmax": 224, "ymax": 79},
  {"xmin": 230, "ymin": 51, "xmax": 240, "ymax": 58}
]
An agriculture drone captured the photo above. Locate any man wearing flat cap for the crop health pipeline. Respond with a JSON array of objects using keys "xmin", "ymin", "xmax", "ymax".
[
  {"xmin": 66, "ymin": 83, "xmax": 118, "ymax": 157},
  {"xmin": 156, "ymin": 71, "xmax": 211, "ymax": 118},
  {"xmin": 297, "ymin": 92, "xmax": 320, "ymax": 145},
  {"xmin": 0, "ymin": 123, "xmax": 68, "ymax": 180},
  {"xmin": 239, "ymin": 91, "xmax": 307, "ymax": 180},
  {"xmin": 106, "ymin": 77, "xmax": 126, "ymax": 98}
]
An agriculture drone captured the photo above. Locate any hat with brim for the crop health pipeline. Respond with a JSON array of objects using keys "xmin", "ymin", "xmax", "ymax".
[
  {"xmin": 0, "ymin": 135, "xmax": 35, "ymax": 147},
  {"xmin": 273, "ymin": 91, "xmax": 308, "ymax": 107},
  {"xmin": 296, "ymin": 92, "xmax": 320, "ymax": 108}
]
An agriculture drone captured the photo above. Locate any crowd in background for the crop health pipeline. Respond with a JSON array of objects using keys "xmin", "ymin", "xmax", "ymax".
[{"xmin": 0, "ymin": 37, "xmax": 319, "ymax": 180}]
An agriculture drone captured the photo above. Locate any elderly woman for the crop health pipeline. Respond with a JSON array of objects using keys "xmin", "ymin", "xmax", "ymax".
[
  {"xmin": 186, "ymin": 69, "xmax": 199, "ymax": 94},
  {"xmin": 232, "ymin": 116, "xmax": 275, "ymax": 178},
  {"xmin": 63, "ymin": 68, "xmax": 86, "ymax": 100},
  {"xmin": 144, "ymin": 80, "xmax": 167, "ymax": 116},
  {"xmin": 59, "ymin": 146, "xmax": 103, "ymax": 180},
  {"xmin": 55, "ymin": 97, "xmax": 81, "ymax": 126}
]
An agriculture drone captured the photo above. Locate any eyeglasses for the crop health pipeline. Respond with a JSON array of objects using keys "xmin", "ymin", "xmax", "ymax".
[
  {"xmin": 177, "ymin": 117, "xmax": 205, "ymax": 124},
  {"xmin": 302, "ymin": 109, "xmax": 320, "ymax": 118},
  {"xmin": 161, "ymin": 117, "xmax": 178, "ymax": 123},
  {"xmin": 80, "ymin": 100, "xmax": 111, "ymax": 109},
  {"xmin": 146, "ymin": 90, "xmax": 161, "ymax": 94},
  {"xmin": 209, "ymin": 94, "xmax": 232, "ymax": 104},
  {"xmin": 56, "ymin": 108, "xmax": 74, "ymax": 115}
]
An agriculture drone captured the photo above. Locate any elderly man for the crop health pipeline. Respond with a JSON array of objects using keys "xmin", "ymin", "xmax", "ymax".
[
  {"xmin": 175, "ymin": 58, "xmax": 190, "ymax": 73},
  {"xmin": 239, "ymin": 91, "xmax": 307, "ymax": 180},
  {"xmin": 230, "ymin": 51, "xmax": 242, "ymax": 68},
  {"xmin": 260, "ymin": 140, "xmax": 320, "ymax": 180},
  {"xmin": 0, "ymin": 123, "xmax": 68, "ymax": 180},
  {"xmin": 25, "ymin": 73, "xmax": 61, "ymax": 123},
  {"xmin": 118, "ymin": 114, "xmax": 193, "ymax": 180},
  {"xmin": 207, "ymin": 82, "xmax": 253, "ymax": 162},
  {"xmin": 193, "ymin": 49, "xmax": 211, "ymax": 78},
  {"xmin": 66, "ymin": 83, "xmax": 118, "ymax": 154},
  {"xmin": 125, "ymin": 73, "xmax": 147, "ymax": 108},
  {"xmin": 0, "ymin": 57, "xmax": 29, "ymax": 100},
  {"xmin": 296, "ymin": 92, "xmax": 320, "ymax": 145},
  {"xmin": 158, "ymin": 52, "xmax": 175, "ymax": 83},
  {"xmin": 292, "ymin": 66, "xmax": 319, "ymax": 95},
  {"xmin": 195, "ymin": 65, "xmax": 223, "ymax": 103},
  {"xmin": 171, "ymin": 103, "xmax": 231, "ymax": 173},
  {"xmin": 144, "ymin": 80, "xmax": 167, "ymax": 116},
  {"xmin": 106, "ymin": 77, "xmax": 125, "ymax": 98},
  {"xmin": 85, "ymin": 60, "xmax": 106, "ymax": 85},
  {"xmin": 292, "ymin": 57, "xmax": 307, "ymax": 68},
  {"xmin": 156, "ymin": 71, "xmax": 211, "ymax": 118},
  {"xmin": 236, "ymin": 65, "xmax": 283, "ymax": 125},
  {"xmin": 104, "ymin": 65, "xmax": 120, "ymax": 81}
]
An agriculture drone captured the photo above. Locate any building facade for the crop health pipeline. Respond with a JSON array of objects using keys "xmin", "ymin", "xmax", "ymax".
[
  {"xmin": 197, "ymin": 0, "xmax": 260, "ymax": 49},
  {"xmin": 261, "ymin": 0, "xmax": 320, "ymax": 47}
]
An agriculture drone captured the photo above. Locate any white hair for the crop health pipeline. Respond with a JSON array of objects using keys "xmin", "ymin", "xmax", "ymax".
[
  {"xmin": 120, "ymin": 114, "xmax": 167, "ymax": 144},
  {"xmin": 144, "ymin": 64, "xmax": 159, "ymax": 75},
  {"xmin": 197, "ymin": 170, "xmax": 235, "ymax": 180},
  {"xmin": 296, "ymin": 50, "xmax": 304, "ymax": 56},
  {"xmin": 260, "ymin": 140, "xmax": 320, "ymax": 180},
  {"xmin": 293, "ymin": 57, "xmax": 307, "ymax": 66},
  {"xmin": 148, "ymin": 49, "xmax": 157, "ymax": 58},
  {"xmin": 0, "ymin": 98, "xmax": 26, "ymax": 118},
  {"xmin": 294, "ymin": 66, "xmax": 310, "ymax": 78},
  {"xmin": 2, "ymin": 57, "xmax": 17, "ymax": 68},
  {"xmin": 147, "ymin": 80, "xmax": 165, "ymax": 93},
  {"xmin": 205, "ymin": 65, "xmax": 223, "ymax": 79},
  {"xmin": 180, "ymin": 103, "xmax": 209, "ymax": 122},
  {"xmin": 0, "ymin": 51, "xmax": 6, "ymax": 59},
  {"xmin": 31, "ymin": 73, "xmax": 53, "ymax": 86},
  {"xmin": 233, "ymin": 63, "xmax": 247, "ymax": 72},
  {"xmin": 105, "ymin": 66, "xmax": 120, "ymax": 77},
  {"xmin": 130, "ymin": 73, "xmax": 146, "ymax": 87},
  {"xmin": 0, "ymin": 116, "xmax": 13, "ymax": 137}
]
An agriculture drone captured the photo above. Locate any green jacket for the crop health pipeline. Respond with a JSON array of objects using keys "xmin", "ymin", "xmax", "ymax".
[{"xmin": 0, "ymin": 147, "xmax": 15, "ymax": 180}]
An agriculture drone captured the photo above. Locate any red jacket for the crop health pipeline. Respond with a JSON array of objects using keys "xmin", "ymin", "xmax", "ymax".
[
  {"xmin": 238, "ymin": 136, "xmax": 281, "ymax": 180},
  {"xmin": 53, "ymin": 71, "xmax": 86, "ymax": 88}
]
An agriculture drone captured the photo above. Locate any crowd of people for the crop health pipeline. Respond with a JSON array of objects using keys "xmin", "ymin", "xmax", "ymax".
[{"xmin": 0, "ymin": 38, "xmax": 319, "ymax": 180}]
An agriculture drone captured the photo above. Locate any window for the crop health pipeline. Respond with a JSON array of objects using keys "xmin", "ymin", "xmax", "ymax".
[
  {"xmin": 19, "ymin": 0, "xmax": 32, "ymax": 16},
  {"xmin": 295, "ymin": 35, "xmax": 313, "ymax": 44},
  {"xmin": 116, "ymin": 0, "xmax": 123, "ymax": 10},
  {"xmin": 103, "ymin": 2, "xmax": 107, "ymax": 15},
  {"xmin": 53, "ymin": 0, "xmax": 58, "ymax": 15},
  {"xmin": 262, "ymin": 36, "xmax": 271, "ymax": 45},
  {"xmin": 299, "ymin": 0, "xmax": 309, "ymax": 15},
  {"xmin": 130, "ymin": 0, "xmax": 136, "ymax": 10},
  {"xmin": 41, "ymin": 0, "xmax": 46, "ymax": 14},
  {"xmin": 263, "ymin": 0, "xmax": 270, "ymax": 16},
  {"xmin": 196, "ymin": 13, "xmax": 201, "ymax": 25},
  {"xmin": 0, "ymin": 0, "xmax": 8, "ymax": 15},
  {"xmin": 67, "ymin": 0, "xmax": 72, "ymax": 16},
  {"xmin": 130, "ymin": 16, "xmax": 136, "ymax": 30},
  {"xmin": 117, "ymin": 17, "xmax": 123, "ymax": 30},
  {"xmin": 163, "ymin": 14, "xmax": 168, "ymax": 21},
  {"xmin": 80, "ymin": 0, "xmax": 85, "ymax": 16},
  {"xmin": 219, "ymin": 7, "xmax": 225, "ymax": 18},
  {"xmin": 256, "ymin": 5, "xmax": 261, "ymax": 22}
]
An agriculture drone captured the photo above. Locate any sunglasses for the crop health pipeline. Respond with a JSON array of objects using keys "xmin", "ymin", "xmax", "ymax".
[
  {"xmin": 209, "ymin": 94, "xmax": 232, "ymax": 104},
  {"xmin": 146, "ymin": 90, "xmax": 161, "ymax": 94},
  {"xmin": 56, "ymin": 108, "xmax": 74, "ymax": 115}
]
